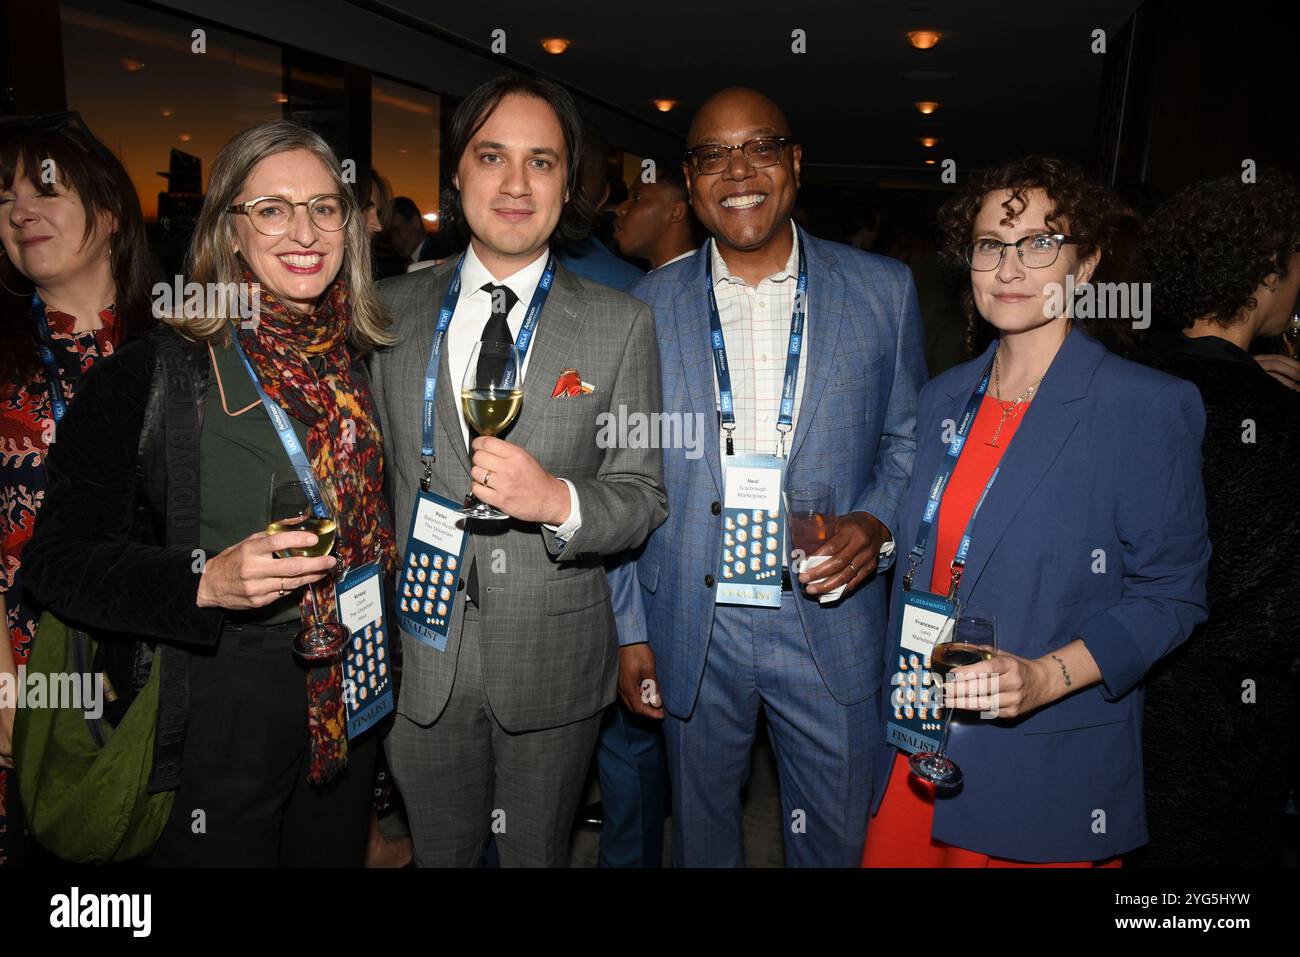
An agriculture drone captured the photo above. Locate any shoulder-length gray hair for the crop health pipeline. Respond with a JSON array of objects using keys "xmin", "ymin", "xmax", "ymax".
[{"xmin": 170, "ymin": 120, "xmax": 393, "ymax": 350}]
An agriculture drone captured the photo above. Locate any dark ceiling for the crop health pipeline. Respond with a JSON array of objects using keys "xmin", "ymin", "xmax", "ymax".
[{"xmin": 372, "ymin": 0, "xmax": 1144, "ymax": 184}]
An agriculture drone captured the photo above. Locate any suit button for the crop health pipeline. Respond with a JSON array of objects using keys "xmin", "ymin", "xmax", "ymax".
[
  {"xmin": 457, "ymin": 579, "xmax": 465, "ymax": 591},
  {"xmin": 710, "ymin": 501, "xmax": 721, "ymax": 515},
  {"xmin": 704, "ymin": 574, "xmax": 715, "ymax": 588}
]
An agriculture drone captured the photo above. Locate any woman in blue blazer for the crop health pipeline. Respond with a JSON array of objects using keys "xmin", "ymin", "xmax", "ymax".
[{"xmin": 864, "ymin": 157, "xmax": 1210, "ymax": 866}]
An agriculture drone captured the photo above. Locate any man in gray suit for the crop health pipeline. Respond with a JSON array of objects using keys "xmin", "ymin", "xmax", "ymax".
[{"xmin": 368, "ymin": 75, "xmax": 667, "ymax": 866}]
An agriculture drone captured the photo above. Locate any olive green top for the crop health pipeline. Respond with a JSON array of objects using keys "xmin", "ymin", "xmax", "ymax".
[{"xmin": 199, "ymin": 338, "xmax": 312, "ymax": 625}]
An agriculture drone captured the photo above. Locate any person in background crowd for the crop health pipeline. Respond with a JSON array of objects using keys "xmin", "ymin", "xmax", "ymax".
[
  {"xmin": 888, "ymin": 225, "xmax": 965, "ymax": 375},
  {"xmin": 359, "ymin": 167, "xmax": 393, "ymax": 237},
  {"xmin": 0, "ymin": 112, "xmax": 154, "ymax": 866},
  {"xmin": 555, "ymin": 122, "xmax": 643, "ymax": 292},
  {"xmin": 377, "ymin": 196, "xmax": 454, "ymax": 278},
  {"xmin": 612, "ymin": 156, "xmax": 701, "ymax": 270},
  {"xmin": 613, "ymin": 87, "xmax": 925, "ymax": 867},
  {"xmin": 1135, "ymin": 169, "xmax": 1300, "ymax": 867},
  {"xmin": 23, "ymin": 120, "xmax": 396, "ymax": 865},
  {"xmin": 863, "ymin": 156, "xmax": 1210, "ymax": 867},
  {"xmin": 845, "ymin": 200, "xmax": 883, "ymax": 252}
]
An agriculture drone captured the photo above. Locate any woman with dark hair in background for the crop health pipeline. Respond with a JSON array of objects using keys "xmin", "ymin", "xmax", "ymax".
[
  {"xmin": 863, "ymin": 156, "xmax": 1209, "ymax": 867},
  {"xmin": 1135, "ymin": 169, "xmax": 1300, "ymax": 867},
  {"xmin": 0, "ymin": 113, "xmax": 154, "ymax": 864}
]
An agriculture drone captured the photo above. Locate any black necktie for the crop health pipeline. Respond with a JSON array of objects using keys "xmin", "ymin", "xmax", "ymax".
[
  {"xmin": 474, "ymin": 282, "xmax": 519, "ymax": 387},
  {"xmin": 467, "ymin": 282, "xmax": 519, "ymax": 605}
]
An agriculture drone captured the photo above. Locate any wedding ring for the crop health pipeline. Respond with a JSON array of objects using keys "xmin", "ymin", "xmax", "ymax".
[
  {"xmin": 279, "ymin": 577, "xmax": 287, "ymax": 596},
  {"xmin": 847, "ymin": 561, "xmax": 858, "ymax": 576},
  {"xmin": 482, "ymin": 469, "xmax": 492, "ymax": 488}
]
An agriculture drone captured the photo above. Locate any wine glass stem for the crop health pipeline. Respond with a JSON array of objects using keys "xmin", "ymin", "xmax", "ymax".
[
  {"xmin": 934, "ymin": 682, "xmax": 957, "ymax": 756},
  {"xmin": 306, "ymin": 578, "xmax": 324, "ymax": 628}
]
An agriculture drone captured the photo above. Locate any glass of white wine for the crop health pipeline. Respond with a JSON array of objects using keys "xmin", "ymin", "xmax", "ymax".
[
  {"xmin": 459, "ymin": 340, "xmax": 524, "ymax": 521},
  {"xmin": 266, "ymin": 473, "xmax": 348, "ymax": 660},
  {"xmin": 909, "ymin": 606, "xmax": 998, "ymax": 789}
]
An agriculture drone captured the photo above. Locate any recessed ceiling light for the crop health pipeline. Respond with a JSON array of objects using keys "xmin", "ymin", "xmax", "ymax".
[
  {"xmin": 907, "ymin": 31, "xmax": 942, "ymax": 50},
  {"xmin": 541, "ymin": 38, "xmax": 570, "ymax": 55},
  {"xmin": 915, "ymin": 101, "xmax": 939, "ymax": 115},
  {"xmin": 275, "ymin": 93, "xmax": 289, "ymax": 104},
  {"xmin": 121, "ymin": 59, "xmax": 145, "ymax": 72},
  {"xmin": 160, "ymin": 107, "xmax": 173, "ymax": 118},
  {"xmin": 924, "ymin": 159, "xmax": 937, "ymax": 166},
  {"xmin": 178, "ymin": 133, "xmax": 192, "ymax": 142},
  {"xmin": 652, "ymin": 99, "xmax": 677, "ymax": 113},
  {"xmin": 920, "ymin": 137, "xmax": 938, "ymax": 148}
]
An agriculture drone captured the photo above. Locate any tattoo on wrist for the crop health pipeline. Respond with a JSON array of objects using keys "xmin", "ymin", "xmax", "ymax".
[{"xmin": 1050, "ymin": 654, "xmax": 1072, "ymax": 688}]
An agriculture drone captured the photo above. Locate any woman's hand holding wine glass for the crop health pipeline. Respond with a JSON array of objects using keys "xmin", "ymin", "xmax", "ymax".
[{"xmin": 196, "ymin": 529, "xmax": 335, "ymax": 610}]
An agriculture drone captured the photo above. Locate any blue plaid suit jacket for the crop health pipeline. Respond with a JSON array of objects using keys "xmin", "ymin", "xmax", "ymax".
[{"xmin": 612, "ymin": 230, "xmax": 926, "ymax": 716}]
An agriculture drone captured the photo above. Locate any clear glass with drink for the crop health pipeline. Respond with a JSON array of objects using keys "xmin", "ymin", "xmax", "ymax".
[{"xmin": 459, "ymin": 340, "xmax": 523, "ymax": 520}]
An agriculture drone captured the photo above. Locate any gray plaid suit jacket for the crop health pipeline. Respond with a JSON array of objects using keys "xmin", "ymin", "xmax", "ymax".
[{"xmin": 369, "ymin": 258, "xmax": 668, "ymax": 732}]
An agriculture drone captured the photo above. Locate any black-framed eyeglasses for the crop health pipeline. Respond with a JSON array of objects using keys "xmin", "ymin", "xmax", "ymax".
[
  {"xmin": 684, "ymin": 136, "xmax": 796, "ymax": 175},
  {"xmin": 965, "ymin": 233, "xmax": 1080, "ymax": 271},
  {"xmin": 226, "ymin": 194, "xmax": 351, "ymax": 236}
]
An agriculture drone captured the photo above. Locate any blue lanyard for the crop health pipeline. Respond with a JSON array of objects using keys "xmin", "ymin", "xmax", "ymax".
[
  {"xmin": 704, "ymin": 227, "xmax": 808, "ymax": 458},
  {"xmin": 31, "ymin": 292, "xmax": 69, "ymax": 423},
  {"xmin": 902, "ymin": 355, "xmax": 1002, "ymax": 601},
  {"xmin": 229, "ymin": 333, "xmax": 330, "ymax": 520},
  {"xmin": 419, "ymin": 252, "xmax": 555, "ymax": 490}
]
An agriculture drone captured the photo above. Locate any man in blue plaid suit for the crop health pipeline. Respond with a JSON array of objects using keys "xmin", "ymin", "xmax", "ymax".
[{"xmin": 611, "ymin": 88, "xmax": 925, "ymax": 866}]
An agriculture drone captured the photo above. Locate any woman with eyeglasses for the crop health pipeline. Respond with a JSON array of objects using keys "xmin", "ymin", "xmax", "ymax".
[
  {"xmin": 0, "ymin": 113, "xmax": 154, "ymax": 864},
  {"xmin": 861, "ymin": 156, "xmax": 1210, "ymax": 867},
  {"xmin": 23, "ymin": 120, "xmax": 397, "ymax": 865}
]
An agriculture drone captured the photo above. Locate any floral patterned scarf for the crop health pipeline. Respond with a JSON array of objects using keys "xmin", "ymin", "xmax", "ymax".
[{"xmin": 235, "ymin": 266, "xmax": 396, "ymax": 784}]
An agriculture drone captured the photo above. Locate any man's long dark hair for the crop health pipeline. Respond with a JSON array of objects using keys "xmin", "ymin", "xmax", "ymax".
[
  {"xmin": 0, "ymin": 117, "xmax": 155, "ymax": 387},
  {"xmin": 439, "ymin": 74, "xmax": 594, "ymax": 247}
]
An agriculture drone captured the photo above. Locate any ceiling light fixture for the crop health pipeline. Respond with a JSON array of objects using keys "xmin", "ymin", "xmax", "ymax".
[
  {"xmin": 541, "ymin": 38, "xmax": 570, "ymax": 55},
  {"xmin": 908, "ymin": 31, "xmax": 942, "ymax": 50},
  {"xmin": 652, "ymin": 99, "xmax": 677, "ymax": 113},
  {"xmin": 915, "ymin": 101, "xmax": 939, "ymax": 115}
]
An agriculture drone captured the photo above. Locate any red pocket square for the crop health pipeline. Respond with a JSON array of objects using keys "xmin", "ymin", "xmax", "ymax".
[{"xmin": 551, "ymin": 368, "xmax": 594, "ymax": 398}]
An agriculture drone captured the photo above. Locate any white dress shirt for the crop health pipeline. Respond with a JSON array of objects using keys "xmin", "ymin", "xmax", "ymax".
[
  {"xmin": 450, "ymin": 242, "xmax": 581, "ymax": 539},
  {"xmin": 709, "ymin": 220, "xmax": 810, "ymax": 458}
]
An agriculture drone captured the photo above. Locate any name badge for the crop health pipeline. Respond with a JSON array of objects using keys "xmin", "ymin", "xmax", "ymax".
[
  {"xmin": 884, "ymin": 589, "xmax": 957, "ymax": 756},
  {"xmin": 335, "ymin": 561, "xmax": 394, "ymax": 739},
  {"xmin": 716, "ymin": 454, "xmax": 786, "ymax": 607},
  {"xmin": 397, "ymin": 490, "xmax": 467, "ymax": 651}
]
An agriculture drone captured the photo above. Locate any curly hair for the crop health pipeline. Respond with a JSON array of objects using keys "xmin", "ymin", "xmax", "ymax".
[
  {"xmin": 1137, "ymin": 169, "xmax": 1300, "ymax": 331},
  {"xmin": 937, "ymin": 155, "xmax": 1124, "ymax": 357}
]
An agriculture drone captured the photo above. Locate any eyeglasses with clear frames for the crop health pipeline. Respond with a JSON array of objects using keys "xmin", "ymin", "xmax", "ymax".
[
  {"xmin": 226, "ymin": 194, "xmax": 351, "ymax": 236},
  {"xmin": 965, "ymin": 233, "xmax": 1080, "ymax": 271},
  {"xmin": 684, "ymin": 136, "xmax": 796, "ymax": 175}
]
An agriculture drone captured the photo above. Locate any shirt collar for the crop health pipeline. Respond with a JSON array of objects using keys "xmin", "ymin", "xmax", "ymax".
[
  {"xmin": 459, "ymin": 241, "xmax": 550, "ymax": 309},
  {"xmin": 709, "ymin": 219, "xmax": 799, "ymax": 287},
  {"xmin": 655, "ymin": 249, "xmax": 697, "ymax": 270}
]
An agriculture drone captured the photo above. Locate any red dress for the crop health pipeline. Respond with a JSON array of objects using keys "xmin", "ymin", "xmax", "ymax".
[
  {"xmin": 861, "ymin": 390, "xmax": 1121, "ymax": 868},
  {"xmin": 1, "ymin": 305, "xmax": 120, "ymax": 864}
]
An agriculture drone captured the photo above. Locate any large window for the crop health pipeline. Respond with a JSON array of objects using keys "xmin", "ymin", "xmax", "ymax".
[
  {"xmin": 371, "ymin": 76, "xmax": 442, "ymax": 231},
  {"xmin": 61, "ymin": 0, "xmax": 284, "ymax": 221}
]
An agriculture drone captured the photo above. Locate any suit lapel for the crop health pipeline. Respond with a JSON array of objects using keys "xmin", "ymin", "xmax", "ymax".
[
  {"xmin": 787, "ymin": 237, "xmax": 840, "ymax": 466},
  {"xmin": 677, "ymin": 260, "xmax": 723, "ymax": 496},
  {"xmin": 504, "ymin": 265, "xmax": 585, "ymax": 453}
]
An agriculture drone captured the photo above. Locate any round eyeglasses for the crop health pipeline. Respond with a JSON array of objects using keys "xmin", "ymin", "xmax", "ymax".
[
  {"xmin": 684, "ymin": 136, "xmax": 795, "ymax": 176},
  {"xmin": 226, "ymin": 194, "xmax": 351, "ymax": 236},
  {"xmin": 965, "ymin": 233, "xmax": 1080, "ymax": 271}
]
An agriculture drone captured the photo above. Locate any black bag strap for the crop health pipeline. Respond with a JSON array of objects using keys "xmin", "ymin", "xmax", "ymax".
[{"xmin": 147, "ymin": 333, "xmax": 202, "ymax": 793}]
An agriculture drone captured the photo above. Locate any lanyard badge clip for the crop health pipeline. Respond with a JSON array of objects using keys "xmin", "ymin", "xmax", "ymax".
[
  {"xmin": 776, "ymin": 423, "xmax": 792, "ymax": 459},
  {"xmin": 723, "ymin": 424, "xmax": 736, "ymax": 457},
  {"xmin": 946, "ymin": 561, "xmax": 964, "ymax": 603},
  {"xmin": 421, "ymin": 456, "xmax": 434, "ymax": 493}
]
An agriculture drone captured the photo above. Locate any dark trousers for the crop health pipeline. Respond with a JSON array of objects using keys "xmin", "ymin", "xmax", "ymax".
[
  {"xmin": 595, "ymin": 703, "xmax": 667, "ymax": 867},
  {"xmin": 148, "ymin": 620, "xmax": 376, "ymax": 867}
]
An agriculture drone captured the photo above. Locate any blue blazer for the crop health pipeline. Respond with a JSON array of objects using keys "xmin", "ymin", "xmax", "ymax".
[
  {"xmin": 613, "ymin": 230, "xmax": 927, "ymax": 715},
  {"xmin": 876, "ymin": 328, "xmax": 1211, "ymax": 862}
]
